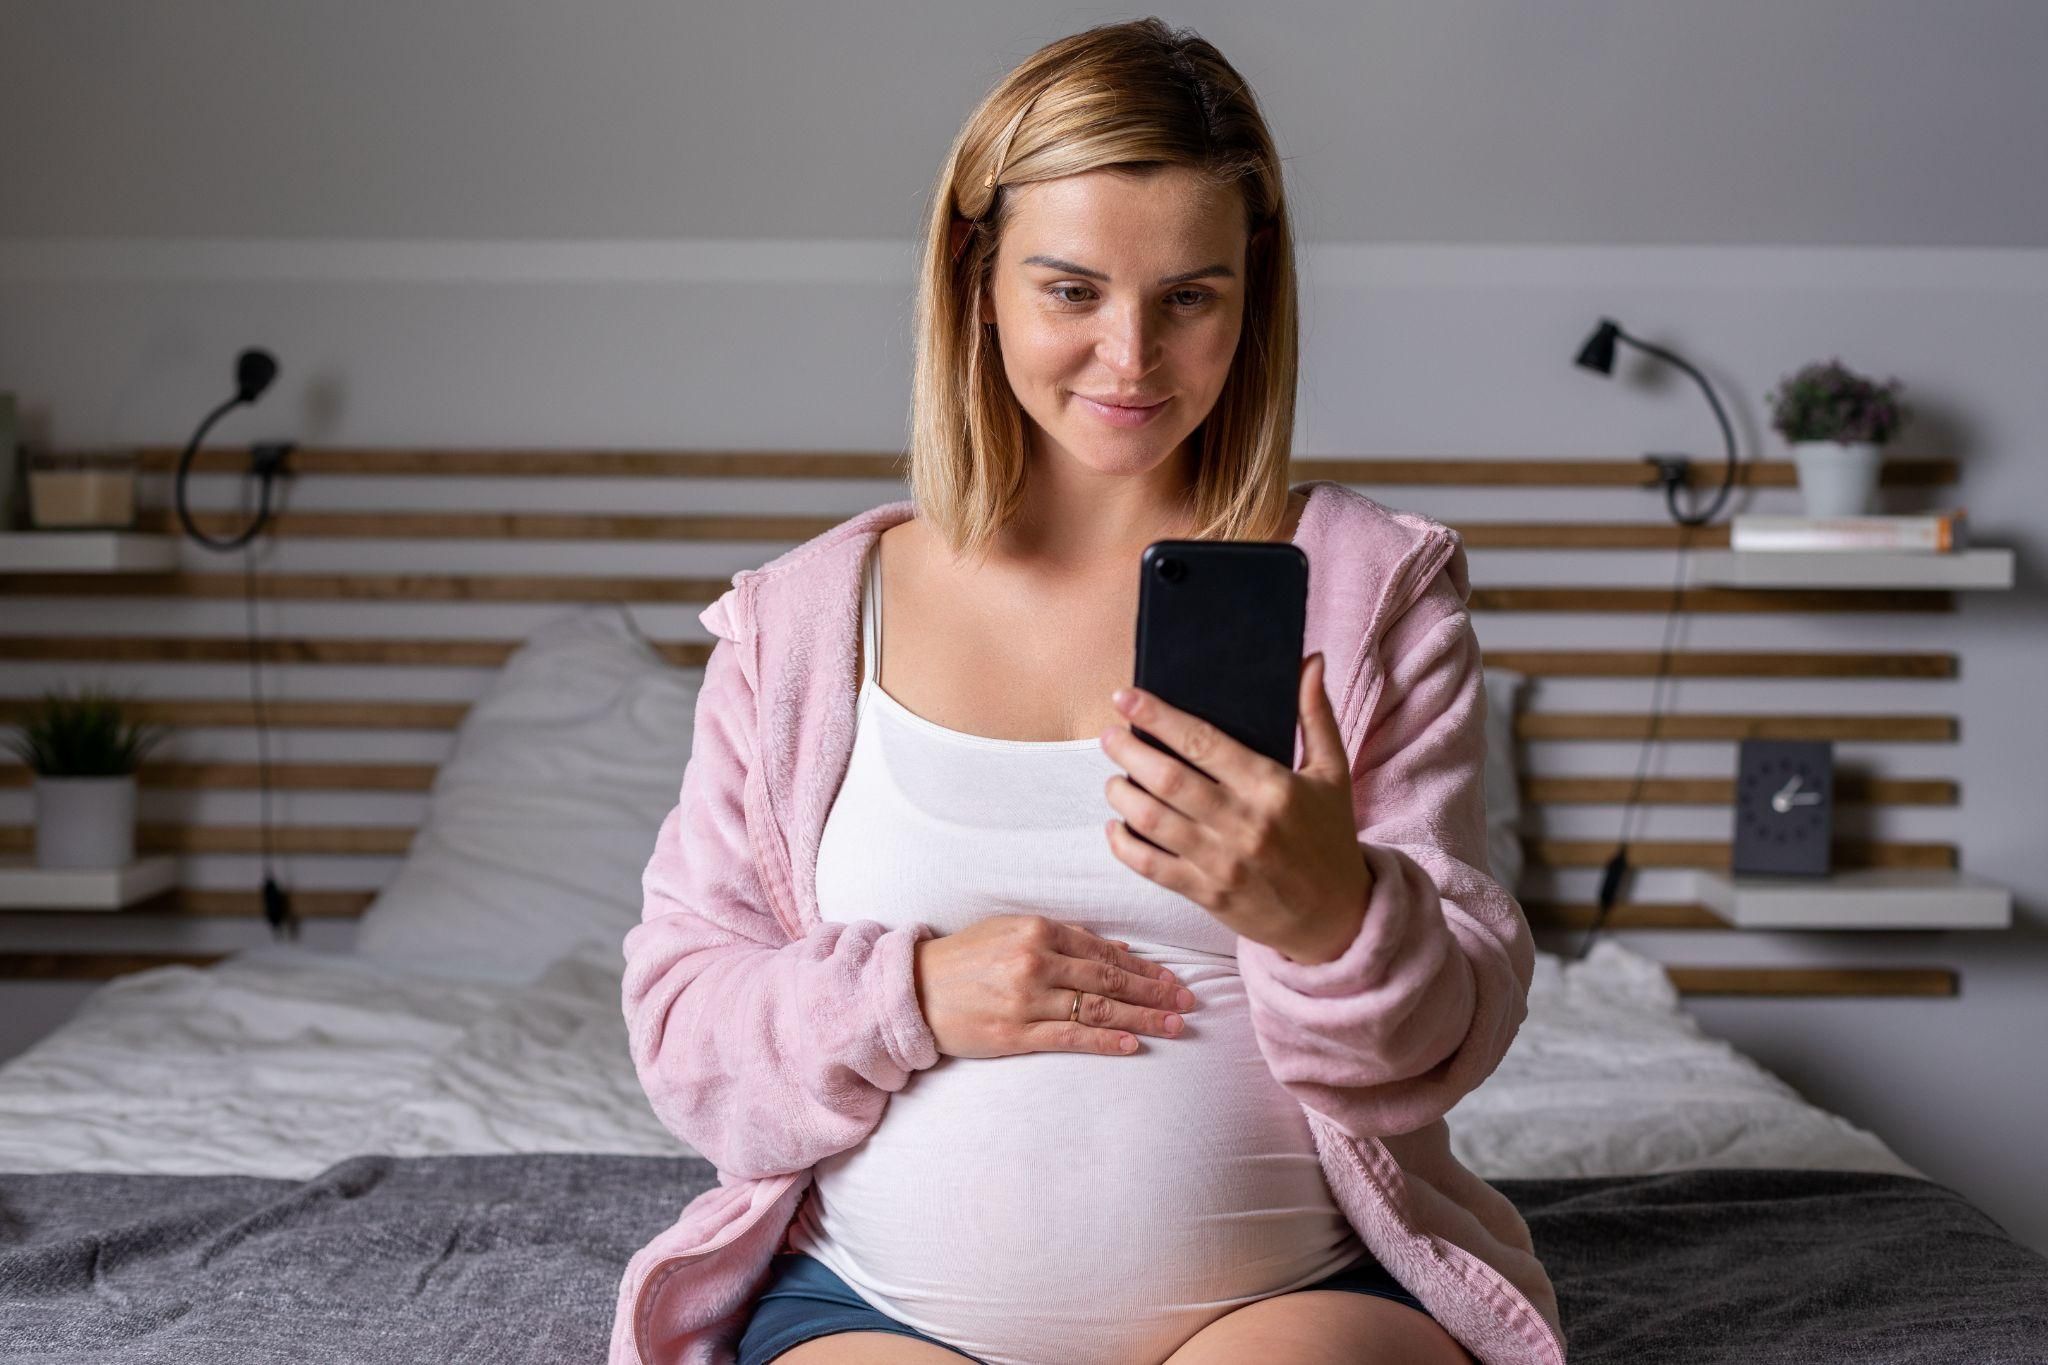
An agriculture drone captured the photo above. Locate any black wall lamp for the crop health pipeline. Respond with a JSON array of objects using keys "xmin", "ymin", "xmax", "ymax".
[
  {"xmin": 174, "ymin": 347, "xmax": 294, "ymax": 551},
  {"xmin": 1566, "ymin": 317, "xmax": 1746, "ymax": 960},
  {"xmin": 170, "ymin": 346, "xmax": 297, "ymax": 939}
]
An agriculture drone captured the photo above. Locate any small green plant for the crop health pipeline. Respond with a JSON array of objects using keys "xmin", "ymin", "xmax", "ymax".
[
  {"xmin": 1765, "ymin": 358, "xmax": 1913, "ymax": 445},
  {"xmin": 3, "ymin": 684, "xmax": 172, "ymax": 777}
]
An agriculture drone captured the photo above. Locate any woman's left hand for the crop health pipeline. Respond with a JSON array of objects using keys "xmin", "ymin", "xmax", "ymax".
[{"xmin": 1099, "ymin": 651, "xmax": 1371, "ymax": 965}]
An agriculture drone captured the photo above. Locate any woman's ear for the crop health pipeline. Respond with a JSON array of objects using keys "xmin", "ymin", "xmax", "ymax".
[{"xmin": 949, "ymin": 215, "xmax": 973, "ymax": 263}]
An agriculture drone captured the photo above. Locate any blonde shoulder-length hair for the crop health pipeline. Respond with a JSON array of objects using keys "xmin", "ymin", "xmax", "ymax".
[{"xmin": 908, "ymin": 17, "xmax": 1299, "ymax": 562}]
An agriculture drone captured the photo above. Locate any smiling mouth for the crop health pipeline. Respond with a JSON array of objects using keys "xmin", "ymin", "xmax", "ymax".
[{"xmin": 1077, "ymin": 394, "xmax": 1169, "ymax": 410}]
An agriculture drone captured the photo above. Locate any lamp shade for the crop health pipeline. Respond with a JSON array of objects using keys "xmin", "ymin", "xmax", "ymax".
[{"xmin": 1575, "ymin": 320, "xmax": 1621, "ymax": 375}]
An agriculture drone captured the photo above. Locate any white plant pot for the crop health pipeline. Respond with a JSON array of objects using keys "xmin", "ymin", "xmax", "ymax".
[
  {"xmin": 1790, "ymin": 440, "xmax": 1883, "ymax": 517},
  {"xmin": 33, "ymin": 774, "xmax": 138, "ymax": 869}
]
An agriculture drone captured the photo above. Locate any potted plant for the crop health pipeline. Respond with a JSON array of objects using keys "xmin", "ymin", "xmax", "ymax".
[
  {"xmin": 3, "ymin": 685, "xmax": 172, "ymax": 869},
  {"xmin": 1764, "ymin": 358, "xmax": 1913, "ymax": 517}
]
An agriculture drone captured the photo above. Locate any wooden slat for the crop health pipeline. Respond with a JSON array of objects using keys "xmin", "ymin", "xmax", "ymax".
[
  {"xmin": 0, "ymin": 827, "xmax": 1958, "ymax": 867},
  {"xmin": 1522, "ymin": 776, "xmax": 1957, "ymax": 806},
  {"xmin": 0, "ymin": 573, "xmax": 731, "ymax": 603},
  {"xmin": 0, "ymin": 947, "xmax": 1956, "ymax": 995},
  {"xmin": 0, "ymin": 888, "xmax": 375, "ymax": 918},
  {"xmin": 0, "ymin": 575, "xmax": 1958, "ymax": 614},
  {"xmin": 1524, "ymin": 901, "xmax": 1732, "ymax": 930},
  {"xmin": 0, "ymin": 766, "xmax": 1958, "ymax": 808},
  {"xmin": 135, "ymin": 448, "xmax": 1958, "ymax": 488},
  {"xmin": 118, "ymin": 513, "xmax": 1950, "ymax": 553},
  {"xmin": 0, "ymin": 698, "xmax": 467, "ymax": 729},
  {"xmin": 1517, "ymin": 714, "xmax": 1956, "ymax": 741},
  {"xmin": 1471, "ymin": 587, "xmax": 1952, "ymax": 613},
  {"xmin": 141, "ymin": 448, "xmax": 911, "ymax": 479},
  {"xmin": 1463, "ymin": 523, "xmax": 1735, "ymax": 549},
  {"xmin": 0, "ymin": 697, "xmax": 1962, "ymax": 741},
  {"xmin": 136, "ymin": 509, "xmax": 849, "ymax": 542},
  {"xmin": 1525, "ymin": 839, "xmax": 1956, "ymax": 870},
  {"xmin": 0, "ymin": 636, "xmax": 1957, "ymax": 682},
  {"xmin": 1486, "ymin": 651, "xmax": 1953, "ymax": 678},
  {"xmin": 137, "ymin": 509, "xmax": 1758, "ymax": 549},
  {"xmin": 1664, "ymin": 966, "xmax": 1956, "ymax": 997},
  {"xmin": 0, "ymin": 763, "xmax": 435, "ymax": 792},
  {"xmin": 0, "ymin": 825, "xmax": 414, "ymax": 856},
  {"xmin": 0, "ymin": 636, "xmax": 536, "ymax": 666},
  {"xmin": 0, "ymin": 636, "xmax": 708, "ymax": 668}
]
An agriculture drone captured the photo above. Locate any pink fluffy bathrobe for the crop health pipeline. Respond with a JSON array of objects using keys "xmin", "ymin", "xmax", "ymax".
[{"xmin": 608, "ymin": 478, "xmax": 1567, "ymax": 1365}]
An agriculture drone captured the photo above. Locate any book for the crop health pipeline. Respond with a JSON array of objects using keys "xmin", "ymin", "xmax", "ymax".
[{"xmin": 1730, "ymin": 508, "xmax": 1966, "ymax": 552}]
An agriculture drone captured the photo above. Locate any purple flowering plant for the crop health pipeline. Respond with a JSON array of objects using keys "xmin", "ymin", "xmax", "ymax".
[{"xmin": 1765, "ymin": 358, "xmax": 1912, "ymax": 446}]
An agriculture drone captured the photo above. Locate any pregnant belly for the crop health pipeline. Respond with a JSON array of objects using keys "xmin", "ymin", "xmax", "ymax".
[{"xmin": 788, "ymin": 965, "xmax": 1365, "ymax": 1365}]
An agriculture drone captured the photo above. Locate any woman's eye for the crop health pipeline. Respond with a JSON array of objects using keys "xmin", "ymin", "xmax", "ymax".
[{"xmin": 1047, "ymin": 285, "xmax": 1215, "ymax": 309}]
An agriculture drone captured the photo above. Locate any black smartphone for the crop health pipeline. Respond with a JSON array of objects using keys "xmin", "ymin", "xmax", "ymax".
[{"xmin": 1124, "ymin": 538, "xmax": 1310, "ymax": 849}]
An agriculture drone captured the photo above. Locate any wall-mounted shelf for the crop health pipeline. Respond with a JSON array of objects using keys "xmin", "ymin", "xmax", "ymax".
[
  {"xmin": 1690, "ymin": 867, "xmax": 2012, "ymax": 929},
  {"xmin": 1686, "ymin": 548, "xmax": 2013, "ymax": 590},
  {"xmin": 0, "ymin": 855, "xmax": 178, "ymax": 910},
  {"xmin": 0, "ymin": 532, "xmax": 179, "ymax": 573}
]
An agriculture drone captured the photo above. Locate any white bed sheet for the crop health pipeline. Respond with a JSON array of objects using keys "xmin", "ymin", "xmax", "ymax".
[{"xmin": 0, "ymin": 937, "xmax": 1920, "ymax": 1182}]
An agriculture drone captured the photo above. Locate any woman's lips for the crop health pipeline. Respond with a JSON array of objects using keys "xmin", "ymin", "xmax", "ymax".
[{"xmin": 1075, "ymin": 393, "xmax": 1170, "ymax": 428}]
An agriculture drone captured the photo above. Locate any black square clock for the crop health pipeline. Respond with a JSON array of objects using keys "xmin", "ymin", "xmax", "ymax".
[{"xmin": 1731, "ymin": 738, "xmax": 1834, "ymax": 877}]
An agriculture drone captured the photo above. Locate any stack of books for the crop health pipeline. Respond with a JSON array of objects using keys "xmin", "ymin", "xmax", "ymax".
[{"xmin": 1731, "ymin": 508, "xmax": 1966, "ymax": 552}]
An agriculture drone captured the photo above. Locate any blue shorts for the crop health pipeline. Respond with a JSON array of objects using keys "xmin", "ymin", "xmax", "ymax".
[{"xmin": 735, "ymin": 1248, "xmax": 1436, "ymax": 1365}]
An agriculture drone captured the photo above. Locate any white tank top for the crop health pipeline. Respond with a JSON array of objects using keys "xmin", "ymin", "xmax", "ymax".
[{"xmin": 788, "ymin": 537, "xmax": 1365, "ymax": 1365}]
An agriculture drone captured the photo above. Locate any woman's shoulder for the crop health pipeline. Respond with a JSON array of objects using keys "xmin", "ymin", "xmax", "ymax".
[{"xmin": 697, "ymin": 500, "xmax": 910, "ymax": 644}]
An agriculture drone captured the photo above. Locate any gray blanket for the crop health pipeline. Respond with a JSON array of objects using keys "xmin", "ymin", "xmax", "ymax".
[{"xmin": 3, "ymin": 1155, "xmax": 2045, "ymax": 1363}]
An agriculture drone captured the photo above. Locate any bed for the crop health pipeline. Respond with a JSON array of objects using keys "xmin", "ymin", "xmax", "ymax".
[{"xmin": 3, "ymin": 605, "xmax": 2044, "ymax": 1364}]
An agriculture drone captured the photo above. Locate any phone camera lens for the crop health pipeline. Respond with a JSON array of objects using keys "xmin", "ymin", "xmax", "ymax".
[{"xmin": 1156, "ymin": 557, "xmax": 1187, "ymax": 584}]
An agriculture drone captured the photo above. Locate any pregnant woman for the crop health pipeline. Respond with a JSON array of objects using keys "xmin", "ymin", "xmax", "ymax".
[{"xmin": 610, "ymin": 17, "xmax": 1564, "ymax": 1365}]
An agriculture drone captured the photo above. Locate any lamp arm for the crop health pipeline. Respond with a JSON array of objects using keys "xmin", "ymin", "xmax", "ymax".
[
  {"xmin": 1616, "ymin": 329, "xmax": 1739, "ymax": 526},
  {"xmin": 174, "ymin": 395, "xmax": 282, "ymax": 552}
]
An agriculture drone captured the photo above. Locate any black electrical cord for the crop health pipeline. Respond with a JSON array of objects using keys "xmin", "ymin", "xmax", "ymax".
[
  {"xmin": 173, "ymin": 348, "xmax": 297, "ymax": 940},
  {"xmin": 1569, "ymin": 319, "xmax": 1740, "ymax": 961}
]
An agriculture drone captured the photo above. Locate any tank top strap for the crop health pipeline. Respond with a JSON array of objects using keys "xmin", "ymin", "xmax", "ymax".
[{"xmin": 861, "ymin": 536, "xmax": 882, "ymax": 686}]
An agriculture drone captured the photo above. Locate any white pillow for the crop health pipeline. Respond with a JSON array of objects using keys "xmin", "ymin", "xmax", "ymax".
[
  {"xmin": 352, "ymin": 605, "xmax": 700, "ymax": 983},
  {"xmin": 1479, "ymin": 667, "xmax": 1527, "ymax": 897}
]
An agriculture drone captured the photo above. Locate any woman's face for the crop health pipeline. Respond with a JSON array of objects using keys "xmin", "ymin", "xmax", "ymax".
[{"xmin": 981, "ymin": 166, "xmax": 1249, "ymax": 483}]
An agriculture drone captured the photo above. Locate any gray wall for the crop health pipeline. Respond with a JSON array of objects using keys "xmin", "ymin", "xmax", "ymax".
[
  {"xmin": 5, "ymin": 0, "xmax": 2047, "ymax": 245},
  {"xmin": 2, "ymin": 0, "xmax": 2045, "ymax": 1264}
]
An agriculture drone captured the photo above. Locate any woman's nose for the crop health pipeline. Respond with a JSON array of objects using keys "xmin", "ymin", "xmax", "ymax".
[{"xmin": 1097, "ymin": 302, "xmax": 1161, "ymax": 373}]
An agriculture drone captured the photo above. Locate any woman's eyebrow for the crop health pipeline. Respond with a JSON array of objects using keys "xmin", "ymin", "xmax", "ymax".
[{"xmin": 1020, "ymin": 255, "xmax": 1236, "ymax": 286}]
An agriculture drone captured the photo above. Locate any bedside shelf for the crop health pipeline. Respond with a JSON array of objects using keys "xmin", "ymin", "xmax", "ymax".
[
  {"xmin": 0, "ymin": 855, "xmax": 178, "ymax": 910},
  {"xmin": 1685, "ymin": 548, "xmax": 2014, "ymax": 589},
  {"xmin": 1690, "ymin": 867, "xmax": 2013, "ymax": 929},
  {"xmin": 0, "ymin": 532, "xmax": 179, "ymax": 573}
]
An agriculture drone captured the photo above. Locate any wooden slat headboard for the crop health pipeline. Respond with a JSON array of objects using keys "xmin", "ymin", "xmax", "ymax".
[{"xmin": 0, "ymin": 450, "xmax": 1967, "ymax": 996}]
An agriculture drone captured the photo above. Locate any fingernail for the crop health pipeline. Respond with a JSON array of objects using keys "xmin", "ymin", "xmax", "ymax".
[{"xmin": 1175, "ymin": 988, "xmax": 1195, "ymax": 1010}]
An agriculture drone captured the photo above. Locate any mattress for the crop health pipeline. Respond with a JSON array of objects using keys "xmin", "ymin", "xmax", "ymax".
[{"xmin": 0, "ymin": 937, "xmax": 1921, "ymax": 1183}]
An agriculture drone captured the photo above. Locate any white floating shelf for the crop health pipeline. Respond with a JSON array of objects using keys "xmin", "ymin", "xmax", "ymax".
[
  {"xmin": 1686, "ymin": 548, "xmax": 2013, "ymax": 589},
  {"xmin": 0, "ymin": 855, "xmax": 179, "ymax": 911},
  {"xmin": 0, "ymin": 532, "xmax": 179, "ymax": 573},
  {"xmin": 1690, "ymin": 867, "xmax": 2012, "ymax": 929}
]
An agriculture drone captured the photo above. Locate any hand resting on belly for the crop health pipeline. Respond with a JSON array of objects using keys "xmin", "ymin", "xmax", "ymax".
[{"xmin": 912, "ymin": 913, "xmax": 1200, "ymax": 1058}]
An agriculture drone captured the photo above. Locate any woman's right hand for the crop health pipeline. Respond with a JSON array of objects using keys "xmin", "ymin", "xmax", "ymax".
[{"xmin": 911, "ymin": 915, "xmax": 1198, "ymax": 1060}]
